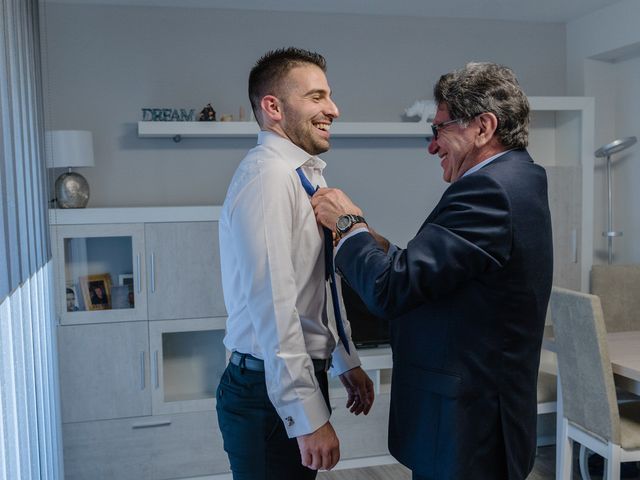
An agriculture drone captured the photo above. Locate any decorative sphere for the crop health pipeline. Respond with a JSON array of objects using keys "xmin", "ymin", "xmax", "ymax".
[{"xmin": 55, "ymin": 172, "xmax": 90, "ymax": 208}]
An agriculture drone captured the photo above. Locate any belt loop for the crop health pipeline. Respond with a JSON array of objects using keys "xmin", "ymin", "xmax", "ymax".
[{"xmin": 239, "ymin": 353, "xmax": 247, "ymax": 373}]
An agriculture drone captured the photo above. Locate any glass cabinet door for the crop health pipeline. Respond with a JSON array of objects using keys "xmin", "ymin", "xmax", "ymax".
[{"xmin": 53, "ymin": 224, "xmax": 147, "ymax": 325}]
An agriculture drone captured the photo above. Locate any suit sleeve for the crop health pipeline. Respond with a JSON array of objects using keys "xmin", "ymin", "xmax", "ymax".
[{"xmin": 335, "ymin": 174, "xmax": 512, "ymax": 319}]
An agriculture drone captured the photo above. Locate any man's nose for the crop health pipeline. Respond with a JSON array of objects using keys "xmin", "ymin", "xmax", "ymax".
[
  {"xmin": 428, "ymin": 136, "xmax": 439, "ymax": 155},
  {"xmin": 326, "ymin": 99, "xmax": 339, "ymax": 119}
]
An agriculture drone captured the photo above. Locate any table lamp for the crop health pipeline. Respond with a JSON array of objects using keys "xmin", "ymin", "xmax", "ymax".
[
  {"xmin": 594, "ymin": 136, "xmax": 637, "ymax": 264},
  {"xmin": 46, "ymin": 130, "xmax": 95, "ymax": 208}
]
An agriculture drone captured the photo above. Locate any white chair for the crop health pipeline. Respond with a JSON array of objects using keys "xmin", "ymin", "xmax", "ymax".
[{"xmin": 550, "ymin": 287, "xmax": 640, "ymax": 479}]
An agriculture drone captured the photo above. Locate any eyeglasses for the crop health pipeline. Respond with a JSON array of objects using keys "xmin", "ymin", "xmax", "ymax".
[{"xmin": 430, "ymin": 118, "xmax": 463, "ymax": 140}]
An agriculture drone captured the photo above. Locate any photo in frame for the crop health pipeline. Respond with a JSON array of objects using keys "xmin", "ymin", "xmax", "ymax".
[
  {"xmin": 65, "ymin": 282, "xmax": 82, "ymax": 312},
  {"xmin": 80, "ymin": 273, "xmax": 112, "ymax": 311}
]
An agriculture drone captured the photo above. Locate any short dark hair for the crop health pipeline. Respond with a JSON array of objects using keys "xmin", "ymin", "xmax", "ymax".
[
  {"xmin": 248, "ymin": 47, "xmax": 327, "ymax": 126},
  {"xmin": 433, "ymin": 62, "xmax": 530, "ymax": 149}
]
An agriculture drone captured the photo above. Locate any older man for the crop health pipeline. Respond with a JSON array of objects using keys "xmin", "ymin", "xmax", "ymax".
[{"xmin": 312, "ymin": 62, "xmax": 553, "ymax": 480}]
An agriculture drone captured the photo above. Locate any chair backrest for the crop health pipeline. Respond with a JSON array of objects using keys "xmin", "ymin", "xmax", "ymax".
[
  {"xmin": 550, "ymin": 287, "xmax": 620, "ymax": 442},
  {"xmin": 591, "ymin": 264, "xmax": 640, "ymax": 332}
]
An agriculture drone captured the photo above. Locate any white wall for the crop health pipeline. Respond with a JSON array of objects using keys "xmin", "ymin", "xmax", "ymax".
[
  {"xmin": 567, "ymin": 0, "xmax": 640, "ymax": 264},
  {"xmin": 43, "ymin": 3, "xmax": 566, "ymax": 245}
]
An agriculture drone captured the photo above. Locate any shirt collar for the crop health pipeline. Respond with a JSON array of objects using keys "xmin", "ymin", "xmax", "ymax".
[
  {"xmin": 462, "ymin": 149, "xmax": 513, "ymax": 178},
  {"xmin": 258, "ymin": 130, "xmax": 327, "ymax": 171}
]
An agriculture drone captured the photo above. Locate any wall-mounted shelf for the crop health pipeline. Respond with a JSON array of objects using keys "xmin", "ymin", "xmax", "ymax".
[
  {"xmin": 137, "ymin": 121, "xmax": 429, "ymax": 141},
  {"xmin": 136, "ymin": 97, "xmax": 591, "ymax": 142}
]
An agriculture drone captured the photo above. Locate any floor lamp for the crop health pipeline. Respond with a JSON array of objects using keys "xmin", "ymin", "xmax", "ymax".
[{"xmin": 594, "ymin": 136, "xmax": 637, "ymax": 264}]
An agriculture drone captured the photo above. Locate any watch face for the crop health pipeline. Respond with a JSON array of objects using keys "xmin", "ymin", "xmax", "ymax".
[{"xmin": 337, "ymin": 215, "xmax": 351, "ymax": 232}]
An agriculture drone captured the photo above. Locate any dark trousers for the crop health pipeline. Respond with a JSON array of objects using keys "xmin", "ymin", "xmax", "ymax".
[{"xmin": 216, "ymin": 361, "xmax": 330, "ymax": 480}]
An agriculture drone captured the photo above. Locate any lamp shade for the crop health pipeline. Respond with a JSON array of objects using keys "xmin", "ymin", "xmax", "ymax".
[{"xmin": 46, "ymin": 130, "xmax": 95, "ymax": 168}]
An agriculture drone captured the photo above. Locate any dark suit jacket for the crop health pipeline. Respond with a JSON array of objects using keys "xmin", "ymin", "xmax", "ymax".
[{"xmin": 336, "ymin": 149, "xmax": 553, "ymax": 480}]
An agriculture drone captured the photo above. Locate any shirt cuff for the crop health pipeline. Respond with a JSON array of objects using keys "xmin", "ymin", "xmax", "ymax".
[
  {"xmin": 330, "ymin": 341, "xmax": 361, "ymax": 377},
  {"xmin": 335, "ymin": 227, "xmax": 369, "ymax": 253},
  {"xmin": 276, "ymin": 387, "xmax": 331, "ymax": 438}
]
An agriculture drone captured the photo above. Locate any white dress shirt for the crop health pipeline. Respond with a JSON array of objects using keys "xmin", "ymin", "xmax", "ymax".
[{"xmin": 219, "ymin": 131, "xmax": 361, "ymax": 438}]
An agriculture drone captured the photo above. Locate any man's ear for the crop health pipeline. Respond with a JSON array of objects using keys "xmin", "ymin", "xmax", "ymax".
[
  {"xmin": 260, "ymin": 95, "xmax": 282, "ymax": 122},
  {"xmin": 475, "ymin": 112, "xmax": 498, "ymax": 147}
]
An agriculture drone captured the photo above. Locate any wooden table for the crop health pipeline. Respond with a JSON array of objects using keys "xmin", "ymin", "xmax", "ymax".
[{"xmin": 607, "ymin": 331, "xmax": 640, "ymax": 395}]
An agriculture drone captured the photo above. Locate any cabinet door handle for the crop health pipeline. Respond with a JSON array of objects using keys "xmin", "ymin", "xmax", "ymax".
[
  {"xmin": 153, "ymin": 350, "xmax": 159, "ymax": 389},
  {"xmin": 150, "ymin": 252, "xmax": 156, "ymax": 293},
  {"xmin": 132, "ymin": 420, "xmax": 172, "ymax": 429},
  {"xmin": 140, "ymin": 351, "xmax": 146, "ymax": 390},
  {"xmin": 136, "ymin": 254, "xmax": 142, "ymax": 294}
]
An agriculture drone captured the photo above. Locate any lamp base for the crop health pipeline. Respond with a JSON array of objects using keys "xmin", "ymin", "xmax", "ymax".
[{"xmin": 55, "ymin": 171, "xmax": 90, "ymax": 208}]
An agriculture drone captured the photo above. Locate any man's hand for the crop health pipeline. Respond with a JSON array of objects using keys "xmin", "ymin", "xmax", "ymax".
[
  {"xmin": 311, "ymin": 188, "xmax": 363, "ymax": 231},
  {"xmin": 296, "ymin": 421, "xmax": 340, "ymax": 471},
  {"xmin": 339, "ymin": 366, "xmax": 375, "ymax": 415}
]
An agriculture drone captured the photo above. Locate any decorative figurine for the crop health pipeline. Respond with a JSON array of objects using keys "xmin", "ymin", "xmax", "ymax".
[
  {"xmin": 198, "ymin": 103, "xmax": 217, "ymax": 121},
  {"xmin": 404, "ymin": 99, "xmax": 436, "ymax": 122}
]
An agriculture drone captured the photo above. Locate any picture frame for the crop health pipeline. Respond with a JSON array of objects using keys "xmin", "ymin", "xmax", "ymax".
[
  {"xmin": 80, "ymin": 273, "xmax": 112, "ymax": 311},
  {"xmin": 65, "ymin": 282, "xmax": 82, "ymax": 312}
]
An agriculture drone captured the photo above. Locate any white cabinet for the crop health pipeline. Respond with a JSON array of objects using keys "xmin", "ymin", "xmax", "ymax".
[
  {"xmin": 145, "ymin": 221, "xmax": 225, "ymax": 320},
  {"xmin": 50, "ymin": 206, "xmax": 397, "ymax": 478},
  {"xmin": 58, "ymin": 321, "xmax": 151, "ymax": 423},
  {"xmin": 50, "ymin": 207, "xmax": 231, "ymax": 479}
]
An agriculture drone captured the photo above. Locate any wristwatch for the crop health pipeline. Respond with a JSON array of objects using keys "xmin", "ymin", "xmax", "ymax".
[{"xmin": 335, "ymin": 214, "xmax": 367, "ymax": 237}]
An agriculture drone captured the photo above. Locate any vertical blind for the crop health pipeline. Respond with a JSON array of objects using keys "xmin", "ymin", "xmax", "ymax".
[
  {"xmin": 1, "ymin": 0, "xmax": 62, "ymax": 479},
  {"xmin": 1, "ymin": 0, "xmax": 50, "ymax": 304}
]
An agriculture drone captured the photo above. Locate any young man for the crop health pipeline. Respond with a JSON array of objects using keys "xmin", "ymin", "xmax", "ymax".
[
  {"xmin": 216, "ymin": 47, "xmax": 374, "ymax": 480},
  {"xmin": 312, "ymin": 63, "xmax": 553, "ymax": 480}
]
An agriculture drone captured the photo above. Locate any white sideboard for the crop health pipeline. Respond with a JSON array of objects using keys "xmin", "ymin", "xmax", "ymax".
[{"xmin": 50, "ymin": 206, "xmax": 395, "ymax": 479}]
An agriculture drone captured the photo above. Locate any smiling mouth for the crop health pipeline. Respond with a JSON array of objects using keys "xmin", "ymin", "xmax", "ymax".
[{"xmin": 314, "ymin": 122, "xmax": 331, "ymax": 132}]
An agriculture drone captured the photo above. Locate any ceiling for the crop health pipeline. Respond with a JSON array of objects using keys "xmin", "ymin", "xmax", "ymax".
[{"xmin": 50, "ymin": 0, "xmax": 624, "ymax": 23}]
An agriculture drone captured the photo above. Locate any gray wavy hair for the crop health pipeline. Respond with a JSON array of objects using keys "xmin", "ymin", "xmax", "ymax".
[{"xmin": 433, "ymin": 62, "xmax": 529, "ymax": 149}]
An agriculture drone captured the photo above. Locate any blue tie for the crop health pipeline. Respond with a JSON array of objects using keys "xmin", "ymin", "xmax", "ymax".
[{"xmin": 296, "ymin": 167, "xmax": 351, "ymax": 355}]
